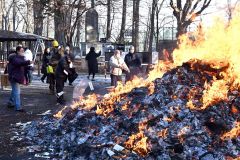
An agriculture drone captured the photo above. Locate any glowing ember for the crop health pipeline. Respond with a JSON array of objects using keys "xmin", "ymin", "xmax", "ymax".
[
  {"xmin": 231, "ymin": 105, "xmax": 239, "ymax": 114},
  {"xmin": 221, "ymin": 122, "xmax": 240, "ymax": 140},
  {"xmin": 157, "ymin": 129, "xmax": 168, "ymax": 138}
]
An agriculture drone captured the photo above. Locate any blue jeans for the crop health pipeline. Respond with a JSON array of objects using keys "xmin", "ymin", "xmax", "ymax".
[{"xmin": 8, "ymin": 82, "xmax": 21, "ymax": 110}]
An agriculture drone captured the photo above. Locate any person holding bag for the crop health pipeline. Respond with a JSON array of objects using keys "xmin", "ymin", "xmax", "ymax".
[{"xmin": 7, "ymin": 46, "xmax": 32, "ymax": 112}]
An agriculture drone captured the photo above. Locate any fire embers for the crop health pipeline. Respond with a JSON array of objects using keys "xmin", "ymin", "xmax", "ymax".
[{"xmin": 12, "ymin": 61, "xmax": 240, "ymax": 159}]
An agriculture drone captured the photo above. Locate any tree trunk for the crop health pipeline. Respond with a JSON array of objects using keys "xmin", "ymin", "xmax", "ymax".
[
  {"xmin": 170, "ymin": 0, "xmax": 212, "ymax": 38},
  {"xmin": 33, "ymin": 0, "xmax": 44, "ymax": 36},
  {"xmin": 132, "ymin": 0, "xmax": 140, "ymax": 51},
  {"xmin": 132, "ymin": 0, "xmax": 136, "ymax": 48},
  {"xmin": 12, "ymin": 0, "xmax": 16, "ymax": 31},
  {"xmin": 54, "ymin": 1, "xmax": 65, "ymax": 45},
  {"xmin": 144, "ymin": 8, "xmax": 151, "ymax": 52},
  {"xmin": 176, "ymin": 23, "xmax": 188, "ymax": 37},
  {"xmin": 156, "ymin": 0, "xmax": 165, "ymax": 51},
  {"xmin": 75, "ymin": 20, "xmax": 81, "ymax": 47},
  {"xmin": 106, "ymin": 0, "xmax": 111, "ymax": 40},
  {"xmin": 119, "ymin": 0, "xmax": 127, "ymax": 43},
  {"xmin": 148, "ymin": 0, "xmax": 158, "ymax": 63}
]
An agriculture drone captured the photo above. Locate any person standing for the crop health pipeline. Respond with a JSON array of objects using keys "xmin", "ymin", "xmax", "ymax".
[
  {"xmin": 41, "ymin": 47, "xmax": 51, "ymax": 83},
  {"xmin": 85, "ymin": 47, "xmax": 101, "ymax": 81},
  {"xmin": 48, "ymin": 40, "xmax": 62, "ymax": 94},
  {"xmin": 7, "ymin": 46, "xmax": 31, "ymax": 112},
  {"xmin": 124, "ymin": 46, "xmax": 142, "ymax": 81},
  {"xmin": 24, "ymin": 47, "xmax": 33, "ymax": 84},
  {"xmin": 55, "ymin": 51, "xmax": 72, "ymax": 105},
  {"xmin": 109, "ymin": 50, "xmax": 130, "ymax": 87},
  {"xmin": 65, "ymin": 46, "xmax": 77, "ymax": 85}
]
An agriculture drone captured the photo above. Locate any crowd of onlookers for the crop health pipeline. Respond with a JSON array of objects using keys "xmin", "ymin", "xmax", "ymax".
[{"xmin": 5, "ymin": 40, "xmax": 142, "ymax": 112}]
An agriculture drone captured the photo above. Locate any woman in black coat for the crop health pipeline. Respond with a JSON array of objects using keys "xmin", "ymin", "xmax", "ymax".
[{"xmin": 85, "ymin": 47, "xmax": 101, "ymax": 81}]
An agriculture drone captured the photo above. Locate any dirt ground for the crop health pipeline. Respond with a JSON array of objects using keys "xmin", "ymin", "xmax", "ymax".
[{"xmin": 0, "ymin": 74, "xmax": 110, "ymax": 160}]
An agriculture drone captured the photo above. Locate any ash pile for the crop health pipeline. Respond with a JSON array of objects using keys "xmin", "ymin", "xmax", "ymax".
[{"xmin": 13, "ymin": 60, "xmax": 240, "ymax": 159}]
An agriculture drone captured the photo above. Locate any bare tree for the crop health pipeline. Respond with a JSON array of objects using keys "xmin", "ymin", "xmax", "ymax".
[
  {"xmin": 155, "ymin": 0, "xmax": 165, "ymax": 49},
  {"xmin": 1, "ymin": 0, "xmax": 14, "ymax": 30},
  {"xmin": 33, "ymin": 0, "xmax": 50, "ymax": 36},
  {"xmin": 53, "ymin": 0, "xmax": 88, "ymax": 46},
  {"xmin": 106, "ymin": 0, "xmax": 112, "ymax": 40},
  {"xmin": 132, "ymin": 0, "xmax": 140, "ymax": 51},
  {"xmin": 118, "ymin": 0, "xmax": 127, "ymax": 43},
  {"xmin": 148, "ymin": 0, "xmax": 158, "ymax": 63},
  {"xmin": 226, "ymin": 0, "xmax": 240, "ymax": 23},
  {"xmin": 170, "ymin": 0, "xmax": 211, "ymax": 37}
]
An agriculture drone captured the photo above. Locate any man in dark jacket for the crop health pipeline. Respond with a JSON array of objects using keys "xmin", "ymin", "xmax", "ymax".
[
  {"xmin": 85, "ymin": 47, "xmax": 101, "ymax": 81},
  {"xmin": 124, "ymin": 46, "xmax": 142, "ymax": 81},
  {"xmin": 55, "ymin": 53, "xmax": 72, "ymax": 105},
  {"xmin": 7, "ymin": 46, "xmax": 31, "ymax": 112},
  {"xmin": 48, "ymin": 42, "xmax": 62, "ymax": 94}
]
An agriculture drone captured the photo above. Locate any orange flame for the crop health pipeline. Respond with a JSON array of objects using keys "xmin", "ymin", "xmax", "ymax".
[
  {"xmin": 175, "ymin": 14, "xmax": 240, "ymax": 110},
  {"xmin": 54, "ymin": 106, "xmax": 68, "ymax": 119},
  {"xmin": 54, "ymin": 94, "xmax": 97, "ymax": 119},
  {"xmin": 124, "ymin": 131, "xmax": 149, "ymax": 156},
  {"xmin": 201, "ymin": 79, "xmax": 229, "ymax": 110}
]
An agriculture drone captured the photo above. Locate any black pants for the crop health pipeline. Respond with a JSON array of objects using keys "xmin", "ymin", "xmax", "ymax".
[
  {"xmin": 56, "ymin": 76, "xmax": 66, "ymax": 103},
  {"xmin": 111, "ymin": 74, "xmax": 122, "ymax": 87},
  {"xmin": 48, "ymin": 74, "xmax": 55, "ymax": 93},
  {"xmin": 88, "ymin": 71, "xmax": 95, "ymax": 79},
  {"xmin": 41, "ymin": 73, "xmax": 47, "ymax": 81}
]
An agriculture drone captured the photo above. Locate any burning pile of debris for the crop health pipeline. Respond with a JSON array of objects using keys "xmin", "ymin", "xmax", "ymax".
[
  {"xmin": 13, "ymin": 60, "xmax": 239, "ymax": 159},
  {"xmin": 12, "ymin": 14, "xmax": 240, "ymax": 159}
]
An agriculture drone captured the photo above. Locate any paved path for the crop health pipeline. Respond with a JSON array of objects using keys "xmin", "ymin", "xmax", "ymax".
[{"xmin": 0, "ymin": 73, "xmax": 111, "ymax": 159}]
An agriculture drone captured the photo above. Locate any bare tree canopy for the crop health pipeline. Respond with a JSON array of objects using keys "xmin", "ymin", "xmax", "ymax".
[{"xmin": 170, "ymin": 0, "xmax": 212, "ymax": 37}]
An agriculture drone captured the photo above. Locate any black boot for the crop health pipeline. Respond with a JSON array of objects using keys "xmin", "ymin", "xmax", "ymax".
[{"xmin": 57, "ymin": 95, "xmax": 66, "ymax": 105}]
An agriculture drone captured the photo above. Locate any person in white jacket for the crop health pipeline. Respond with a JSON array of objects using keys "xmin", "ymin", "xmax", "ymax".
[
  {"xmin": 109, "ymin": 50, "xmax": 130, "ymax": 87},
  {"xmin": 24, "ymin": 48, "xmax": 33, "ymax": 84}
]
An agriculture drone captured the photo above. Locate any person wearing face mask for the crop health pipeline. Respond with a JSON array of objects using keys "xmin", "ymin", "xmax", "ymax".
[
  {"xmin": 109, "ymin": 50, "xmax": 130, "ymax": 87},
  {"xmin": 41, "ymin": 47, "xmax": 52, "ymax": 83},
  {"xmin": 7, "ymin": 46, "xmax": 32, "ymax": 112},
  {"xmin": 124, "ymin": 46, "xmax": 142, "ymax": 81}
]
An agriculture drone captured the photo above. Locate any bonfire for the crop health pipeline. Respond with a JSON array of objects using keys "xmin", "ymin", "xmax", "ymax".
[{"xmin": 12, "ymin": 12, "xmax": 240, "ymax": 160}]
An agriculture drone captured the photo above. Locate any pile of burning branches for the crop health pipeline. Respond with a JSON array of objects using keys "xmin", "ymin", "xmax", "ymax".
[{"xmin": 12, "ymin": 13, "xmax": 240, "ymax": 160}]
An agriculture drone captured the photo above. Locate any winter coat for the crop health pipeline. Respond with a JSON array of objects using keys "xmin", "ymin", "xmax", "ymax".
[
  {"xmin": 64, "ymin": 51, "xmax": 75, "ymax": 62},
  {"xmin": 85, "ymin": 51, "xmax": 101, "ymax": 73},
  {"xmin": 109, "ymin": 55, "xmax": 129, "ymax": 76},
  {"xmin": 8, "ymin": 54, "xmax": 30, "ymax": 84},
  {"xmin": 124, "ymin": 52, "xmax": 142, "ymax": 81},
  {"xmin": 50, "ymin": 48, "xmax": 62, "ymax": 73},
  {"xmin": 124, "ymin": 52, "xmax": 141, "ymax": 68},
  {"xmin": 41, "ymin": 52, "xmax": 52, "ymax": 74},
  {"xmin": 24, "ymin": 49, "xmax": 33, "ymax": 67},
  {"xmin": 55, "ymin": 55, "xmax": 72, "ymax": 81}
]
